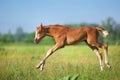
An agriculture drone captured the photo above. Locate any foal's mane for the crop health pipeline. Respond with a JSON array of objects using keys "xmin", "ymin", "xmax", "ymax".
[{"xmin": 46, "ymin": 24, "xmax": 70, "ymax": 28}]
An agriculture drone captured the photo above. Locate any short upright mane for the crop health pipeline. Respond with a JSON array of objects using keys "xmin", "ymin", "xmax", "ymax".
[{"xmin": 48, "ymin": 24, "xmax": 62, "ymax": 26}]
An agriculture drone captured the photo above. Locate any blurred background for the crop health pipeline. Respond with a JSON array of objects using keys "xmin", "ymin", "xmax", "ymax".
[
  {"xmin": 0, "ymin": 1, "xmax": 120, "ymax": 80},
  {"xmin": 0, "ymin": 0, "xmax": 120, "ymax": 45}
]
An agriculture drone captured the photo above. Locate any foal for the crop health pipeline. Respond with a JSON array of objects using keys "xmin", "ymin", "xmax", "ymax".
[{"xmin": 34, "ymin": 24, "xmax": 111, "ymax": 71}]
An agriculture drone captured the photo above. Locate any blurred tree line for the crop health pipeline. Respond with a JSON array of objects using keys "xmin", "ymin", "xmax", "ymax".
[
  {"xmin": 0, "ymin": 17, "xmax": 120, "ymax": 45},
  {"xmin": 0, "ymin": 27, "xmax": 35, "ymax": 44}
]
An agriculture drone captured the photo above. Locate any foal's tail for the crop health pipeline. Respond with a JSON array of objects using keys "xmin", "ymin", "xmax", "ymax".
[{"xmin": 96, "ymin": 27, "xmax": 109, "ymax": 38}]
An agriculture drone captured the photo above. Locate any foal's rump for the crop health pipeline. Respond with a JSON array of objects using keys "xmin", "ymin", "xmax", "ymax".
[
  {"xmin": 65, "ymin": 26, "xmax": 108, "ymax": 45},
  {"xmin": 81, "ymin": 26, "xmax": 109, "ymax": 45}
]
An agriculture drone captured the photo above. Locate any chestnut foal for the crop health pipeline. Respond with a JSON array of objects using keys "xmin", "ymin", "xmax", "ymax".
[{"xmin": 34, "ymin": 24, "xmax": 111, "ymax": 71}]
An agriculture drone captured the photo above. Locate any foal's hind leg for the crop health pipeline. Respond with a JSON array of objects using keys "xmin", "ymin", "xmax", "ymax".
[
  {"xmin": 100, "ymin": 43, "xmax": 111, "ymax": 68},
  {"xmin": 87, "ymin": 41, "xmax": 111, "ymax": 69},
  {"xmin": 85, "ymin": 41, "xmax": 104, "ymax": 71}
]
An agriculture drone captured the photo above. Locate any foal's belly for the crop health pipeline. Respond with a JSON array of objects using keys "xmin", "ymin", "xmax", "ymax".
[{"xmin": 66, "ymin": 34, "xmax": 87, "ymax": 45}]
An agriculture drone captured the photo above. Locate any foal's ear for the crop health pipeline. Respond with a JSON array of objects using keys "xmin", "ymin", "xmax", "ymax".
[
  {"xmin": 40, "ymin": 23, "xmax": 44, "ymax": 29},
  {"xmin": 40, "ymin": 23, "xmax": 43, "ymax": 27}
]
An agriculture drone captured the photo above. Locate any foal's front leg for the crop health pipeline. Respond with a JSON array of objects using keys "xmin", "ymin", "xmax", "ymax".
[{"xmin": 36, "ymin": 43, "xmax": 62, "ymax": 71}]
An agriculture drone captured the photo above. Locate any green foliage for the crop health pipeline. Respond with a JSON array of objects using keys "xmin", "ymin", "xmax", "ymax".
[
  {"xmin": 14, "ymin": 27, "xmax": 25, "ymax": 42},
  {"xmin": 101, "ymin": 17, "xmax": 120, "ymax": 45},
  {"xmin": 0, "ymin": 27, "xmax": 55, "ymax": 45},
  {"xmin": 23, "ymin": 32, "xmax": 35, "ymax": 43},
  {"xmin": 59, "ymin": 74, "xmax": 79, "ymax": 80}
]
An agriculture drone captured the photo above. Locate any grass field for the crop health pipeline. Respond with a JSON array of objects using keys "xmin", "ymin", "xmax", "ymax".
[{"xmin": 0, "ymin": 44, "xmax": 120, "ymax": 80}]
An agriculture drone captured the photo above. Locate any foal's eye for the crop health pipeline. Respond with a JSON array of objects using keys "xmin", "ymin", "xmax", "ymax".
[{"xmin": 38, "ymin": 32, "xmax": 42, "ymax": 34}]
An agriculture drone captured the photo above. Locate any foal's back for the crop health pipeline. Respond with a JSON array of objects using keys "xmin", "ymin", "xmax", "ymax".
[
  {"xmin": 48, "ymin": 25, "xmax": 98, "ymax": 45},
  {"xmin": 66, "ymin": 26, "xmax": 98, "ymax": 44}
]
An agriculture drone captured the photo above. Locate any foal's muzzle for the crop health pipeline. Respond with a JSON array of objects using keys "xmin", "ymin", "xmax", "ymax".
[{"xmin": 34, "ymin": 38, "xmax": 39, "ymax": 44}]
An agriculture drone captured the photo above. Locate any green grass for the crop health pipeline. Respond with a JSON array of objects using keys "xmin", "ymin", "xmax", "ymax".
[{"xmin": 0, "ymin": 44, "xmax": 120, "ymax": 80}]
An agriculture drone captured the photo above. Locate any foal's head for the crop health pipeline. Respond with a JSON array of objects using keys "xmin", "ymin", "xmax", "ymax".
[{"xmin": 34, "ymin": 24, "xmax": 46, "ymax": 44}]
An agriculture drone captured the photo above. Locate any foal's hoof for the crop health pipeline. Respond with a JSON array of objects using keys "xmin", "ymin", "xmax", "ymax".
[
  {"xmin": 107, "ymin": 64, "xmax": 111, "ymax": 69},
  {"xmin": 40, "ymin": 66, "xmax": 44, "ymax": 71},
  {"xmin": 108, "ymin": 65, "xmax": 111, "ymax": 69},
  {"xmin": 36, "ymin": 65, "xmax": 40, "ymax": 69},
  {"xmin": 36, "ymin": 64, "xmax": 44, "ymax": 71}
]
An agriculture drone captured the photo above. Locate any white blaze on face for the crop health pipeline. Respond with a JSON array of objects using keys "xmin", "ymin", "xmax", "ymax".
[{"xmin": 35, "ymin": 31, "xmax": 38, "ymax": 40}]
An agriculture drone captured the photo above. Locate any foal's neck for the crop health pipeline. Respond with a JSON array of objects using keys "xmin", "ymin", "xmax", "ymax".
[{"xmin": 44, "ymin": 26, "xmax": 55, "ymax": 37}]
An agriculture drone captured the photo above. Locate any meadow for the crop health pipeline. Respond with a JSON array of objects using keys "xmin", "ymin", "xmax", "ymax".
[{"xmin": 0, "ymin": 44, "xmax": 120, "ymax": 80}]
